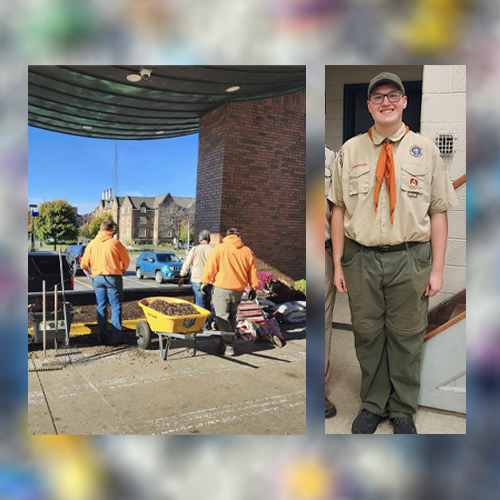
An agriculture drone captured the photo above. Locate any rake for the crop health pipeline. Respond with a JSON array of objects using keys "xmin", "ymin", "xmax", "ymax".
[
  {"xmin": 53, "ymin": 248, "xmax": 81, "ymax": 358},
  {"xmin": 28, "ymin": 281, "xmax": 64, "ymax": 372}
]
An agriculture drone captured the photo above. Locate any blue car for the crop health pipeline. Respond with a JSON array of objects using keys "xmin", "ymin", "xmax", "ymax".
[{"xmin": 135, "ymin": 252, "xmax": 189, "ymax": 284}]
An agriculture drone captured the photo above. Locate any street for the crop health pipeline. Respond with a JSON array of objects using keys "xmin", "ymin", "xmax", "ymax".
[{"xmin": 73, "ymin": 256, "xmax": 193, "ymax": 293}]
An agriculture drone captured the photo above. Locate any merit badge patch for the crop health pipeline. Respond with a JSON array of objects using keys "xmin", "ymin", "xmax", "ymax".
[
  {"xmin": 409, "ymin": 177, "xmax": 418, "ymax": 189},
  {"xmin": 410, "ymin": 145, "xmax": 422, "ymax": 157},
  {"xmin": 408, "ymin": 192, "xmax": 419, "ymax": 198}
]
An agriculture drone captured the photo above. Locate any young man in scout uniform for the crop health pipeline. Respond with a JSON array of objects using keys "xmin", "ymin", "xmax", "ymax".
[
  {"xmin": 329, "ymin": 72, "xmax": 458, "ymax": 434},
  {"xmin": 325, "ymin": 145, "xmax": 338, "ymax": 418}
]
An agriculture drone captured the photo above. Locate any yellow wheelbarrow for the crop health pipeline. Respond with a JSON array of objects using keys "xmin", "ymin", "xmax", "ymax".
[{"xmin": 136, "ymin": 297, "xmax": 235, "ymax": 360}]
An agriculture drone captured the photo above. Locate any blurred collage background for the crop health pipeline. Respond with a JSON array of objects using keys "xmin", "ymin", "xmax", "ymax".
[{"xmin": 3, "ymin": 0, "xmax": 500, "ymax": 498}]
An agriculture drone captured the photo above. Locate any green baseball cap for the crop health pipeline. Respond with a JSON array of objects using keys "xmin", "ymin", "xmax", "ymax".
[{"xmin": 368, "ymin": 72, "xmax": 405, "ymax": 98}]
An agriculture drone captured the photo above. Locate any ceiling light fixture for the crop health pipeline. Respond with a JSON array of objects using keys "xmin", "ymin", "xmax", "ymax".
[
  {"xmin": 127, "ymin": 73, "xmax": 142, "ymax": 82},
  {"xmin": 82, "ymin": 125, "xmax": 93, "ymax": 130},
  {"xmin": 226, "ymin": 86, "xmax": 240, "ymax": 92},
  {"xmin": 155, "ymin": 130, "xmax": 165, "ymax": 135}
]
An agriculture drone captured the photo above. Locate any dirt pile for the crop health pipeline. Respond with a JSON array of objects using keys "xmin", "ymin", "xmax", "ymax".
[
  {"xmin": 28, "ymin": 297, "xmax": 73, "ymax": 312},
  {"xmin": 148, "ymin": 300, "xmax": 199, "ymax": 317}
]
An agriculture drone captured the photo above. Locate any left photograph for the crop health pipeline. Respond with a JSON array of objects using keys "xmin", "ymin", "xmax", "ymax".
[{"xmin": 28, "ymin": 65, "xmax": 306, "ymax": 435}]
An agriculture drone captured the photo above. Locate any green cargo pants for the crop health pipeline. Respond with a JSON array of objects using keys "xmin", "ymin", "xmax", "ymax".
[
  {"xmin": 341, "ymin": 238, "xmax": 432, "ymax": 418},
  {"xmin": 212, "ymin": 287, "xmax": 244, "ymax": 346}
]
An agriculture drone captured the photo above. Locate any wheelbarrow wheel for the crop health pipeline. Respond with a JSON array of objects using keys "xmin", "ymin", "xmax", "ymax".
[
  {"xmin": 136, "ymin": 320, "xmax": 152, "ymax": 349},
  {"xmin": 272, "ymin": 335, "xmax": 285, "ymax": 349}
]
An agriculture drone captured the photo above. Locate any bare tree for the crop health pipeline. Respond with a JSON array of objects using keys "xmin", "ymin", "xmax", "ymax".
[{"xmin": 163, "ymin": 201, "xmax": 194, "ymax": 246}]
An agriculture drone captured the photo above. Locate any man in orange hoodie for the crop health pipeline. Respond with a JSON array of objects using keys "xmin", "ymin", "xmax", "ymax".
[
  {"xmin": 81, "ymin": 220, "xmax": 130, "ymax": 345},
  {"xmin": 202, "ymin": 228, "xmax": 259, "ymax": 356}
]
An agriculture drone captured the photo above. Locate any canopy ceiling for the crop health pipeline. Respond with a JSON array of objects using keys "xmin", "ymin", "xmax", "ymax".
[{"xmin": 28, "ymin": 65, "xmax": 306, "ymax": 140}]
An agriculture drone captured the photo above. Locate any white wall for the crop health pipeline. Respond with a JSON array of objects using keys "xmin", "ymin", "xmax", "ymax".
[{"xmin": 420, "ymin": 65, "xmax": 466, "ymax": 308}]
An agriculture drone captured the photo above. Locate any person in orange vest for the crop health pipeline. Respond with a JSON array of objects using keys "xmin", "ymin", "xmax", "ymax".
[
  {"xmin": 329, "ymin": 72, "xmax": 458, "ymax": 433},
  {"xmin": 202, "ymin": 228, "xmax": 259, "ymax": 356},
  {"xmin": 81, "ymin": 220, "xmax": 130, "ymax": 345}
]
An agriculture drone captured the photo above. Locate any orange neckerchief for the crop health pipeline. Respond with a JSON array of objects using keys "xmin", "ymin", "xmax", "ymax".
[{"xmin": 368, "ymin": 125, "xmax": 409, "ymax": 224}]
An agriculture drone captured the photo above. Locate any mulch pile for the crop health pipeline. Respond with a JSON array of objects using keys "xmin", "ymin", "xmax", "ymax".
[
  {"xmin": 28, "ymin": 297, "xmax": 197, "ymax": 330},
  {"xmin": 147, "ymin": 300, "xmax": 199, "ymax": 317},
  {"xmin": 28, "ymin": 296, "xmax": 197, "ymax": 352},
  {"xmin": 28, "ymin": 297, "xmax": 73, "ymax": 312}
]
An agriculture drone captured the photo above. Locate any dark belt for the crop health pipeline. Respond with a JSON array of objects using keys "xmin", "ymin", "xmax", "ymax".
[{"xmin": 364, "ymin": 241, "xmax": 425, "ymax": 252}]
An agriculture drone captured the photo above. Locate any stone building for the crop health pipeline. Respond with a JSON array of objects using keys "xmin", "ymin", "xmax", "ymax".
[{"xmin": 95, "ymin": 192, "xmax": 195, "ymax": 245}]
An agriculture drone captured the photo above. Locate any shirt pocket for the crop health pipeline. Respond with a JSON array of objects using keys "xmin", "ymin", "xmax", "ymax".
[
  {"xmin": 349, "ymin": 164, "xmax": 371, "ymax": 196},
  {"xmin": 401, "ymin": 163, "xmax": 428, "ymax": 195}
]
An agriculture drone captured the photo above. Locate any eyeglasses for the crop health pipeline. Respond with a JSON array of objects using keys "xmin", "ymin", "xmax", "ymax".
[{"xmin": 370, "ymin": 92, "xmax": 403, "ymax": 105}]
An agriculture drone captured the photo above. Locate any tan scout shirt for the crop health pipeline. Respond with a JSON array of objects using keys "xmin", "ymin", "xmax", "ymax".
[
  {"xmin": 328, "ymin": 123, "xmax": 458, "ymax": 247},
  {"xmin": 325, "ymin": 146, "xmax": 336, "ymax": 241}
]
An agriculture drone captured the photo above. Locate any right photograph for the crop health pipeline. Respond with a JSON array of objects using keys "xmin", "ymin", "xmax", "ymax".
[{"xmin": 325, "ymin": 66, "xmax": 466, "ymax": 434}]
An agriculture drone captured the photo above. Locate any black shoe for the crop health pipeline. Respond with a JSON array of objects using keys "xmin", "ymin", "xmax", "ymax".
[
  {"xmin": 97, "ymin": 334, "xmax": 108, "ymax": 344},
  {"xmin": 216, "ymin": 341, "xmax": 226, "ymax": 355},
  {"xmin": 110, "ymin": 335, "xmax": 124, "ymax": 346},
  {"xmin": 217, "ymin": 342, "xmax": 235, "ymax": 356},
  {"xmin": 352, "ymin": 409, "xmax": 384, "ymax": 434},
  {"xmin": 325, "ymin": 396, "xmax": 337, "ymax": 418},
  {"xmin": 391, "ymin": 416, "xmax": 417, "ymax": 434}
]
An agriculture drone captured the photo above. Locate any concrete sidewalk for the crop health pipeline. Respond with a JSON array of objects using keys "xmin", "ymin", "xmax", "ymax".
[
  {"xmin": 28, "ymin": 322, "xmax": 306, "ymax": 435},
  {"xmin": 326, "ymin": 292, "xmax": 466, "ymax": 434}
]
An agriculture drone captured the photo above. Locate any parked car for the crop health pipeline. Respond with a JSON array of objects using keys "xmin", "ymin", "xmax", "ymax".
[
  {"xmin": 135, "ymin": 252, "xmax": 190, "ymax": 284},
  {"xmin": 28, "ymin": 251, "xmax": 74, "ymax": 293},
  {"xmin": 64, "ymin": 244, "xmax": 87, "ymax": 276}
]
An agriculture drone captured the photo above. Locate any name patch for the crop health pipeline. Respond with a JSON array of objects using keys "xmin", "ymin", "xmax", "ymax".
[{"xmin": 407, "ymin": 192, "xmax": 419, "ymax": 198}]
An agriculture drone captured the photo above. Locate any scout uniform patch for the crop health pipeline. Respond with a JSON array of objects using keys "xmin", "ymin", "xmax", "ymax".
[{"xmin": 410, "ymin": 145, "xmax": 422, "ymax": 157}]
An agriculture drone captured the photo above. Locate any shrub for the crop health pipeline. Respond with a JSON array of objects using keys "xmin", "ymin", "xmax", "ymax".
[
  {"xmin": 257, "ymin": 272, "xmax": 305, "ymax": 303},
  {"xmin": 294, "ymin": 279, "xmax": 306, "ymax": 295}
]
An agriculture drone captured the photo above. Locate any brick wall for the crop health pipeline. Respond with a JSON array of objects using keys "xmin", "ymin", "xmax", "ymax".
[{"xmin": 196, "ymin": 90, "xmax": 306, "ymax": 281}]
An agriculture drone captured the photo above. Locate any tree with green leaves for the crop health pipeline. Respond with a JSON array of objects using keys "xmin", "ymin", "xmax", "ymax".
[
  {"xmin": 180, "ymin": 221, "xmax": 194, "ymax": 244},
  {"xmin": 89, "ymin": 214, "xmax": 116, "ymax": 239},
  {"xmin": 79, "ymin": 222, "xmax": 91, "ymax": 242},
  {"xmin": 35, "ymin": 200, "xmax": 79, "ymax": 250}
]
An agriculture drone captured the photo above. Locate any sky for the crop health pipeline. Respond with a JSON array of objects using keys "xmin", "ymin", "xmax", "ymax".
[{"xmin": 28, "ymin": 126, "xmax": 199, "ymax": 215}]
